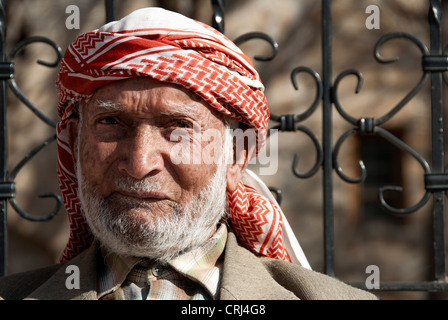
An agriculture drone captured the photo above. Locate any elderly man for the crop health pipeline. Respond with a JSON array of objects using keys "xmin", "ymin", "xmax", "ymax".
[{"xmin": 0, "ymin": 8, "xmax": 376, "ymax": 300}]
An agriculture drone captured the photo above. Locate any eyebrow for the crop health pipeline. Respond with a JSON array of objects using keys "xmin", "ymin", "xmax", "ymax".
[
  {"xmin": 92, "ymin": 99, "xmax": 201, "ymax": 122},
  {"xmin": 94, "ymin": 100, "xmax": 126, "ymax": 112}
]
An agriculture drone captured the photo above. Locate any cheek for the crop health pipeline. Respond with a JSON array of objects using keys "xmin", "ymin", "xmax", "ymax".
[
  {"xmin": 175, "ymin": 163, "xmax": 217, "ymax": 195},
  {"xmin": 173, "ymin": 133, "xmax": 223, "ymax": 194},
  {"xmin": 78, "ymin": 136, "xmax": 118, "ymax": 186},
  {"xmin": 184, "ymin": 130, "xmax": 225, "ymax": 186}
]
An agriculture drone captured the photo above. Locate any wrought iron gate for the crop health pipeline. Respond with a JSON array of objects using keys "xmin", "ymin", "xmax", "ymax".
[{"xmin": 1, "ymin": 0, "xmax": 448, "ymax": 297}]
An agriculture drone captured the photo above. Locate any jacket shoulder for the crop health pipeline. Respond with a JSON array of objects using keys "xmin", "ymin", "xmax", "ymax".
[
  {"xmin": 0, "ymin": 263, "xmax": 64, "ymax": 300},
  {"xmin": 221, "ymin": 229, "xmax": 377, "ymax": 300},
  {"xmin": 260, "ymin": 257, "xmax": 378, "ymax": 300}
]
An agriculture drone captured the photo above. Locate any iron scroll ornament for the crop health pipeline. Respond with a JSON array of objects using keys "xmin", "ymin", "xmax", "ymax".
[
  {"xmin": 211, "ymin": 1, "xmax": 323, "ymax": 180},
  {"xmin": 231, "ymin": 27, "xmax": 324, "ymax": 190},
  {"xmin": 6, "ymin": 36, "xmax": 63, "ymax": 221},
  {"xmin": 331, "ymin": 32, "xmax": 433, "ymax": 215},
  {"xmin": 232, "ymin": 28, "xmax": 324, "ymax": 181},
  {"xmin": 233, "ymin": 32, "xmax": 279, "ymax": 62},
  {"xmin": 269, "ymin": 66, "xmax": 324, "ymax": 179}
]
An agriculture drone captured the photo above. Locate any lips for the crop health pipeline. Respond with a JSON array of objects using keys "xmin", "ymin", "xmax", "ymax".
[
  {"xmin": 108, "ymin": 176, "xmax": 170, "ymax": 203},
  {"xmin": 115, "ymin": 190, "xmax": 168, "ymax": 201}
]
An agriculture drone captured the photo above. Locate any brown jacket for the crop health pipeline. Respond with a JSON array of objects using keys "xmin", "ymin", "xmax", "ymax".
[{"xmin": 0, "ymin": 230, "xmax": 377, "ymax": 300}]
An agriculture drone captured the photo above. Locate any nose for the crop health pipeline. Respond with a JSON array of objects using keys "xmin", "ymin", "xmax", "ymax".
[{"xmin": 117, "ymin": 126, "xmax": 163, "ymax": 180}]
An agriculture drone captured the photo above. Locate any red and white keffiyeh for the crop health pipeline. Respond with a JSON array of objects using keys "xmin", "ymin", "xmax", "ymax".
[{"xmin": 56, "ymin": 7, "xmax": 310, "ymax": 269}]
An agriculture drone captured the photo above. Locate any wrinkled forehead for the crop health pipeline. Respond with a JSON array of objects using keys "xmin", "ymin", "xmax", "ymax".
[{"xmin": 79, "ymin": 77, "xmax": 230, "ymax": 126}]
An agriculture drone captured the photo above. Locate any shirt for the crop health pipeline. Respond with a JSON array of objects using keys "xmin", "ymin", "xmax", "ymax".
[{"xmin": 96, "ymin": 224, "xmax": 227, "ymax": 300}]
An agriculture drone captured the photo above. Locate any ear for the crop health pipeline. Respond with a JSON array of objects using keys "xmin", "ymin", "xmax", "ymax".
[
  {"xmin": 66, "ymin": 116, "xmax": 80, "ymax": 165},
  {"xmin": 226, "ymin": 138, "xmax": 253, "ymax": 192}
]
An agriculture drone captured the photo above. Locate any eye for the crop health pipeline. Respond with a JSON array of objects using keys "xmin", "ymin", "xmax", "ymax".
[
  {"xmin": 98, "ymin": 117, "xmax": 119, "ymax": 125},
  {"xmin": 172, "ymin": 119, "xmax": 194, "ymax": 129}
]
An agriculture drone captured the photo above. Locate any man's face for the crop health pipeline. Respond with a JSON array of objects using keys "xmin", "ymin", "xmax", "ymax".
[{"xmin": 69, "ymin": 77, "xmax": 237, "ymax": 261}]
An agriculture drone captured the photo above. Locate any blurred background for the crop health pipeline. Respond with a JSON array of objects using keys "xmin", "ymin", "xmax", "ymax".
[{"xmin": 4, "ymin": 0, "xmax": 448, "ymax": 299}]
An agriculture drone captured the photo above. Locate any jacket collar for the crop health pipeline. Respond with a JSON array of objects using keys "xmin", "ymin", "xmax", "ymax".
[{"xmin": 26, "ymin": 229, "xmax": 297, "ymax": 300}]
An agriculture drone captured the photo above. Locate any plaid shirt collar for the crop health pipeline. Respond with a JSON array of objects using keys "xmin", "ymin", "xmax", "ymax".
[{"xmin": 97, "ymin": 224, "xmax": 227, "ymax": 300}]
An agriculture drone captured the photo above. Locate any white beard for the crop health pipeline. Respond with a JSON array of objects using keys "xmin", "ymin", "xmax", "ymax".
[{"xmin": 76, "ymin": 130, "xmax": 231, "ymax": 264}]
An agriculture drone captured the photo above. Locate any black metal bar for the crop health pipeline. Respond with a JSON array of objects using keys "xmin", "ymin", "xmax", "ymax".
[
  {"xmin": 425, "ymin": 173, "xmax": 448, "ymax": 191},
  {"xmin": 322, "ymin": 0, "xmax": 334, "ymax": 276},
  {"xmin": 428, "ymin": 0, "xmax": 446, "ymax": 282},
  {"xmin": 105, "ymin": 0, "xmax": 115, "ymax": 23},
  {"xmin": 0, "ymin": 0, "xmax": 7, "ymax": 277},
  {"xmin": 211, "ymin": 0, "xmax": 225, "ymax": 34},
  {"xmin": 423, "ymin": 55, "xmax": 448, "ymax": 72}
]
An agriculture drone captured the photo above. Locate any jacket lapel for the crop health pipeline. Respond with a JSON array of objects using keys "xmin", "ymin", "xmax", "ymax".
[{"xmin": 219, "ymin": 230, "xmax": 299, "ymax": 300}]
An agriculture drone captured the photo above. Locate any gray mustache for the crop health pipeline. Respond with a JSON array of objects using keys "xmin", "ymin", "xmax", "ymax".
[{"xmin": 113, "ymin": 176, "xmax": 161, "ymax": 193}]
